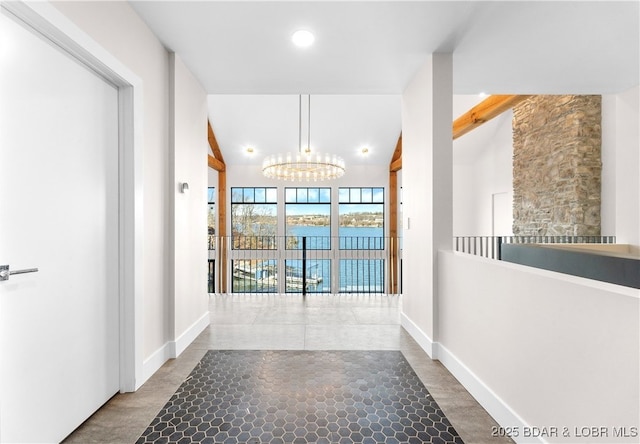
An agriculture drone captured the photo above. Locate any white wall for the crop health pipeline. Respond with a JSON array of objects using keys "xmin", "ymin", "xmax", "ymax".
[
  {"xmin": 170, "ymin": 54, "xmax": 210, "ymax": 354},
  {"xmin": 54, "ymin": 0, "xmax": 170, "ymax": 364},
  {"xmin": 452, "ymin": 164, "xmax": 477, "ymax": 235},
  {"xmin": 601, "ymin": 95, "xmax": 617, "ymax": 237},
  {"xmin": 54, "ymin": 2, "xmax": 210, "ymax": 381},
  {"xmin": 438, "ymin": 251, "xmax": 639, "ymax": 443},
  {"xmin": 453, "ymin": 96, "xmax": 514, "ymax": 236},
  {"xmin": 602, "ymin": 86, "xmax": 640, "ymax": 252},
  {"xmin": 225, "ymin": 164, "xmax": 388, "ymax": 189},
  {"xmin": 457, "ymin": 87, "xmax": 640, "ymax": 243},
  {"xmin": 400, "ymin": 55, "xmax": 453, "ymax": 353}
]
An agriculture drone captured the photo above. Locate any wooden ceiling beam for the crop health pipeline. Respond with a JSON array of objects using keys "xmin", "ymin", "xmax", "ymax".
[
  {"xmin": 453, "ymin": 95, "xmax": 530, "ymax": 140},
  {"xmin": 207, "ymin": 120, "xmax": 226, "ymax": 172},
  {"xmin": 389, "ymin": 134, "xmax": 402, "ymax": 172},
  {"xmin": 207, "ymin": 120, "xmax": 225, "ymax": 163},
  {"xmin": 391, "ymin": 134, "xmax": 402, "ymax": 162},
  {"xmin": 390, "ymin": 157, "xmax": 402, "ymax": 173},
  {"xmin": 208, "ymin": 154, "xmax": 225, "ymax": 172}
]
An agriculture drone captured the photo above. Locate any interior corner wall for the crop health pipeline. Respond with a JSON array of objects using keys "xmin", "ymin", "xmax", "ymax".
[
  {"xmin": 601, "ymin": 94, "xmax": 617, "ymax": 237},
  {"xmin": 53, "ymin": 1, "xmax": 173, "ymax": 370},
  {"xmin": 400, "ymin": 55, "xmax": 453, "ymax": 353},
  {"xmin": 602, "ymin": 86, "xmax": 640, "ymax": 252},
  {"xmin": 438, "ymin": 251, "xmax": 639, "ymax": 441},
  {"xmin": 453, "ymin": 107, "xmax": 514, "ymax": 237},
  {"xmin": 170, "ymin": 54, "xmax": 210, "ymax": 354}
]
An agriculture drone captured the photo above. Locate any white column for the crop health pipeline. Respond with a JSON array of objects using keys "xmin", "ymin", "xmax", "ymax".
[{"xmin": 400, "ymin": 54, "xmax": 453, "ymax": 357}]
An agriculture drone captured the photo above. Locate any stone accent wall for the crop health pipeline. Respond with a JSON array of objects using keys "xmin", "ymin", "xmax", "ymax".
[{"xmin": 512, "ymin": 95, "xmax": 602, "ymax": 236}]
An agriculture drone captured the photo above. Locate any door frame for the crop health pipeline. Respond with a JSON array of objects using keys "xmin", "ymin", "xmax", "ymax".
[{"xmin": 2, "ymin": 1, "xmax": 143, "ymax": 392}]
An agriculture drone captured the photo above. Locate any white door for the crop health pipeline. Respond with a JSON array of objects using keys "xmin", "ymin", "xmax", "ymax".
[{"xmin": 0, "ymin": 10, "xmax": 119, "ymax": 443}]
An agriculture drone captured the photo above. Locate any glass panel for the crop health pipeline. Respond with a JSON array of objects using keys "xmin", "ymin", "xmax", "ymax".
[
  {"xmin": 285, "ymin": 259, "xmax": 330, "ymax": 293},
  {"xmin": 207, "ymin": 187, "xmax": 215, "ymax": 204},
  {"xmin": 339, "ymin": 198, "xmax": 384, "ymax": 250},
  {"xmin": 339, "ymin": 259, "xmax": 384, "ymax": 293},
  {"xmin": 243, "ymin": 188, "xmax": 254, "ymax": 202},
  {"xmin": 308, "ymin": 188, "xmax": 319, "ymax": 203},
  {"xmin": 255, "ymin": 188, "xmax": 266, "ymax": 203},
  {"xmin": 285, "ymin": 188, "xmax": 297, "ymax": 203},
  {"xmin": 231, "ymin": 188, "xmax": 243, "ymax": 203},
  {"xmin": 231, "ymin": 202, "xmax": 277, "ymax": 248},
  {"xmin": 297, "ymin": 188, "xmax": 308, "ymax": 202},
  {"xmin": 208, "ymin": 259, "xmax": 215, "ymax": 293},
  {"xmin": 372, "ymin": 188, "xmax": 385, "ymax": 203},
  {"xmin": 208, "ymin": 203, "xmax": 216, "ymax": 249},
  {"xmin": 338, "ymin": 188, "xmax": 350, "ymax": 203},
  {"xmin": 285, "ymin": 203, "xmax": 330, "ymax": 249},
  {"xmin": 361, "ymin": 188, "xmax": 372, "ymax": 203},
  {"xmin": 232, "ymin": 259, "xmax": 277, "ymax": 293},
  {"xmin": 320, "ymin": 188, "xmax": 331, "ymax": 203},
  {"xmin": 349, "ymin": 188, "xmax": 361, "ymax": 203},
  {"xmin": 266, "ymin": 188, "xmax": 278, "ymax": 203}
]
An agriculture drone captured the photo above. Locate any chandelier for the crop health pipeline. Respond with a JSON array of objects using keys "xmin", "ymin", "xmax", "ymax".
[{"xmin": 262, "ymin": 95, "xmax": 346, "ymax": 181}]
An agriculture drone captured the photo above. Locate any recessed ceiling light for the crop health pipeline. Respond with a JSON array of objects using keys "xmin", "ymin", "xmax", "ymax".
[
  {"xmin": 361, "ymin": 147, "xmax": 370, "ymax": 156},
  {"xmin": 291, "ymin": 30, "xmax": 315, "ymax": 48},
  {"xmin": 246, "ymin": 147, "xmax": 255, "ymax": 155}
]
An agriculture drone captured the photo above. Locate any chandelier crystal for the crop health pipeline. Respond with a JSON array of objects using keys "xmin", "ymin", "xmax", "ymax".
[{"xmin": 262, "ymin": 95, "xmax": 346, "ymax": 182}]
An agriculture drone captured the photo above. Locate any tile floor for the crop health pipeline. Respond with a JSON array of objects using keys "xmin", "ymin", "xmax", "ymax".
[
  {"xmin": 64, "ymin": 294, "xmax": 513, "ymax": 444},
  {"xmin": 136, "ymin": 350, "xmax": 464, "ymax": 444}
]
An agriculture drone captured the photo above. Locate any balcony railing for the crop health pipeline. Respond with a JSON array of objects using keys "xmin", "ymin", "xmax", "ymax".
[
  {"xmin": 208, "ymin": 234, "xmax": 618, "ymax": 293},
  {"xmin": 208, "ymin": 235, "xmax": 402, "ymax": 295},
  {"xmin": 454, "ymin": 235, "xmax": 616, "ymax": 260}
]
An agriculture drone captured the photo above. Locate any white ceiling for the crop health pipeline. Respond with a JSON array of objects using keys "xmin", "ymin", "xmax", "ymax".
[
  {"xmin": 130, "ymin": 1, "xmax": 639, "ymax": 166},
  {"xmin": 208, "ymin": 95, "xmax": 402, "ymax": 167}
]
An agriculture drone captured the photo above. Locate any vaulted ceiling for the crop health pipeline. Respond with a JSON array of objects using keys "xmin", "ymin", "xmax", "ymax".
[{"xmin": 130, "ymin": 1, "xmax": 639, "ymax": 166}]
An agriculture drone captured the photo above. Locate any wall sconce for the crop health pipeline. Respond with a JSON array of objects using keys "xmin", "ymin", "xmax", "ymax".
[{"xmin": 180, "ymin": 182, "xmax": 189, "ymax": 193}]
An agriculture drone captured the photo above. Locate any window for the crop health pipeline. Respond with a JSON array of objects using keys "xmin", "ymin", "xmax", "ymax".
[
  {"xmin": 232, "ymin": 259, "xmax": 277, "ymax": 293},
  {"xmin": 285, "ymin": 187, "xmax": 331, "ymax": 250},
  {"xmin": 225, "ymin": 185, "xmax": 389, "ymax": 294},
  {"xmin": 338, "ymin": 187, "xmax": 384, "ymax": 249},
  {"xmin": 231, "ymin": 187, "xmax": 277, "ymax": 249},
  {"xmin": 230, "ymin": 188, "xmax": 278, "ymax": 293},
  {"xmin": 339, "ymin": 259, "xmax": 384, "ymax": 293},
  {"xmin": 284, "ymin": 259, "xmax": 330, "ymax": 293},
  {"xmin": 208, "ymin": 187, "xmax": 215, "ymax": 250}
]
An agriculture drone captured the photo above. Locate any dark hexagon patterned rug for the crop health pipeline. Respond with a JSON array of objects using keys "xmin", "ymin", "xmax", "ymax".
[{"xmin": 136, "ymin": 350, "xmax": 463, "ymax": 444}]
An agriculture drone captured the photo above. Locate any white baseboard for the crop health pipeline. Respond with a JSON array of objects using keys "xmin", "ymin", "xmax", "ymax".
[
  {"xmin": 173, "ymin": 311, "xmax": 210, "ymax": 357},
  {"xmin": 141, "ymin": 311, "xmax": 210, "ymax": 385},
  {"xmin": 436, "ymin": 343, "xmax": 543, "ymax": 444},
  {"xmin": 400, "ymin": 312, "xmax": 437, "ymax": 358},
  {"xmin": 141, "ymin": 342, "xmax": 174, "ymax": 384},
  {"xmin": 400, "ymin": 315, "xmax": 542, "ymax": 444}
]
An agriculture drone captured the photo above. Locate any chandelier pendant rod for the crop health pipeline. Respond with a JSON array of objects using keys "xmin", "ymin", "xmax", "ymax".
[
  {"xmin": 298, "ymin": 94, "xmax": 302, "ymax": 155},
  {"xmin": 307, "ymin": 95, "xmax": 311, "ymax": 154},
  {"xmin": 261, "ymin": 93, "xmax": 345, "ymax": 181}
]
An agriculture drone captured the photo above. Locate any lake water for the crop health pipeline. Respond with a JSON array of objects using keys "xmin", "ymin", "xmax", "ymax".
[
  {"xmin": 230, "ymin": 226, "xmax": 388, "ymax": 293},
  {"xmin": 286, "ymin": 226, "xmax": 385, "ymax": 292}
]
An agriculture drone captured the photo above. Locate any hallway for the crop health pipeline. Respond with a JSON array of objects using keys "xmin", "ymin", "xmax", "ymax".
[{"xmin": 65, "ymin": 295, "xmax": 512, "ymax": 443}]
